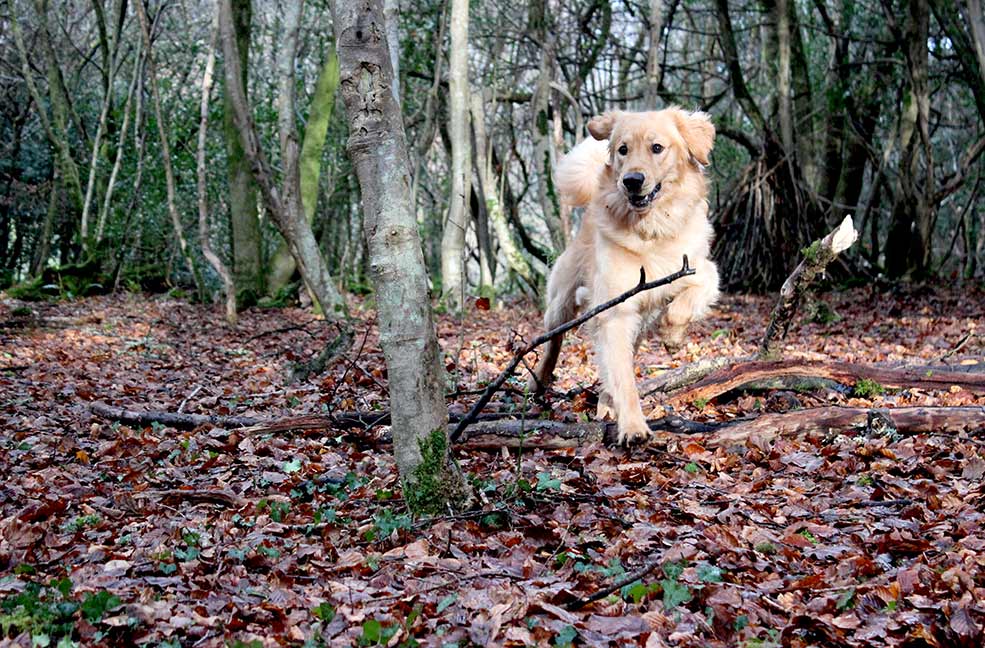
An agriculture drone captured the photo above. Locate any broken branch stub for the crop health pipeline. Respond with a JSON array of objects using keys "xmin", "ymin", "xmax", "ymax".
[{"xmin": 759, "ymin": 215, "xmax": 859, "ymax": 359}]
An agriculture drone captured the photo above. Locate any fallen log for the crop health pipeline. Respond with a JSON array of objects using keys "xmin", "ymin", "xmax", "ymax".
[
  {"xmin": 90, "ymin": 401, "xmax": 985, "ymax": 450},
  {"xmin": 457, "ymin": 406, "xmax": 985, "ymax": 449},
  {"xmin": 89, "ymin": 400, "xmax": 535, "ymax": 433},
  {"xmin": 659, "ymin": 359, "xmax": 985, "ymax": 407}
]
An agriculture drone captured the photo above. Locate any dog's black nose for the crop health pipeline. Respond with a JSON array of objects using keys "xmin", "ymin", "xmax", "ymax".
[{"xmin": 622, "ymin": 172, "xmax": 645, "ymax": 193}]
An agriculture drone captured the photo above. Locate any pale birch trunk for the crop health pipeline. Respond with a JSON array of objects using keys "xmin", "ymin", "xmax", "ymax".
[
  {"xmin": 197, "ymin": 5, "xmax": 237, "ymax": 324},
  {"xmin": 470, "ymin": 92, "xmax": 537, "ymax": 287},
  {"xmin": 96, "ymin": 47, "xmax": 142, "ymax": 244},
  {"xmin": 332, "ymin": 0, "xmax": 471, "ymax": 514},
  {"xmin": 439, "ymin": 0, "xmax": 472, "ymax": 312}
]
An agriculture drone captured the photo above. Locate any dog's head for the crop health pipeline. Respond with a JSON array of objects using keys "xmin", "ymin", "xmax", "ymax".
[{"xmin": 587, "ymin": 108, "xmax": 715, "ymax": 212}]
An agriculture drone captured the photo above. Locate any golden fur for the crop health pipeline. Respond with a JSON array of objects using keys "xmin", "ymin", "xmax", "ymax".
[{"xmin": 530, "ymin": 108, "xmax": 720, "ymax": 444}]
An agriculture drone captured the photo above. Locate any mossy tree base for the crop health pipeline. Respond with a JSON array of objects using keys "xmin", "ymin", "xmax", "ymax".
[{"xmin": 402, "ymin": 428, "xmax": 473, "ymax": 516}]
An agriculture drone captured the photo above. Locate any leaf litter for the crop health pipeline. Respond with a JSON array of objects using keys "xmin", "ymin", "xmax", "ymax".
[{"xmin": 0, "ymin": 285, "xmax": 983, "ymax": 646}]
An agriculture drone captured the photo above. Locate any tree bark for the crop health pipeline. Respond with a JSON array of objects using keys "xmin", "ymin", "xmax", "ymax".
[
  {"xmin": 221, "ymin": 0, "xmax": 263, "ymax": 305},
  {"xmin": 470, "ymin": 92, "xmax": 538, "ymax": 288},
  {"xmin": 760, "ymin": 216, "xmax": 858, "ymax": 358},
  {"xmin": 267, "ymin": 51, "xmax": 341, "ymax": 298},
  {"xmin": 332, "ymin": 0, "xmax": 472, "ymax": 514},
  {"xmin": 219, "ymin": 0, "xmax": 346, "ymax": 316},
  {"xmin": 644, "ymin": 0, "xmax": 665, "ymax": 107},
  {"xmin": 134, "ymin": 0, "xmax": 208, "ymax": 300},
  {"xmin": 197, "ymin": 5, "xmax": 237, "ymax": 324},
  {"xmin": 439, "ymin": 0, "xmax": 472, "ymax": 313}
]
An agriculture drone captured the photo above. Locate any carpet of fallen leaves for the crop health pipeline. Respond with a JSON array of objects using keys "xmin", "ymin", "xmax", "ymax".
[{"xmin": 1, "ymin": 285, "xmax": 983, "ymax": 647}]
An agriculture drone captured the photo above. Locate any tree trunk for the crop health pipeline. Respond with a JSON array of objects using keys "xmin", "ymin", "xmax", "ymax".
[
  {"xmin": 197, "ymin": 6, "xmax": 237, "ymax": 324},
  {"xmin": 644, "ymin": 0, "xmax": 665, "ymax": 107},
  {"xmin": 775, "ymin": 0, "xmax": 794, "ymax": 157},
  {"xmin": 97, "ymin": 46, "xmax": 142, "ymax": 244},
  {"xmin": 529, "ymin": 1, "xmax": 565, "ymax": 251},
  {"xmin": 439, "ymin": 0, "xmax": 472, "ymax": 313},
  {"xmin": 219, "ymin": 0, "xmax": 346, "ymax": 316},
  {"xmin": 332, "ymin": 0, "xmax": 471, "ymax": 515},
  {"xmin": 222, "ymin": 0, "xmax": 262, "ymax": 305},
  {"xmin": 885, "ymin": 0, "xmax": 934, "ymax": 278},
  {"xmin": 134, "ymin": 0, "xmax": 208, "ymax": 300},
  {"xmin": 267, "ymin": 51, "xmax": 341, "ymax": 298},
  {"xmin": 470, "ymin": 92, "xmax": 538, "ymax": 288}
]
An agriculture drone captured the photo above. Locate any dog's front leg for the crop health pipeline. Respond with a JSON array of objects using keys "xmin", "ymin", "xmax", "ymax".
[
  {"xmin": 595, "ymin": 306, "xmax": 649, "ymax": 444},
  {"xmin": 659, "ymin": 261, "xmax": 720, "ymax": 351}
]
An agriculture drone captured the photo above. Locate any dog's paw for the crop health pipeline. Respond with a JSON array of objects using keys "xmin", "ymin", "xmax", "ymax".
[
  {"xmin": 659, "ymin": 324, "xmax": 687, "ymax": 353},
  {"xmin": 596, "ymin": 395, "xmax": 616, "ymax": 421},
  {"xmin": 616, "ymin": 416, "xmax": 651, "ymax": 446}
]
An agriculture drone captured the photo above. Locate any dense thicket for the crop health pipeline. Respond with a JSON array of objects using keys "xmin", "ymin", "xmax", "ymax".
[{"xmin": 1, "ymin": 0, "xmax": 982, "ymax": 299}]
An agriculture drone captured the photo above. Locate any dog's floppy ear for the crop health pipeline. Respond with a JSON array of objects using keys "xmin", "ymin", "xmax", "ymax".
[
  {"xmin": 587, "ymin": 111, "xmax": 621, "ymax": 141},
  {"xmin": 671, "ymin": 109, "xmax": 715, "ymax": 166}
]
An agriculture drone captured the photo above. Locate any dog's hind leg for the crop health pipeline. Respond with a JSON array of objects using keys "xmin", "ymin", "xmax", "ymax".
[{"xmin": 527, "ymin": 252, "xmax": 580, "ymax": 394}]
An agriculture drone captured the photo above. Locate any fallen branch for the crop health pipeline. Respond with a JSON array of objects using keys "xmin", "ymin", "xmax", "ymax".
[
  {"xmin": 659, "ymin": 359, "xmax": 985, "ymax": 407},
  {"xmin": 90, "ymin": 402, "xmax": 985, "ymax": 450},
  {"xmin": 450, "ymin": 256, "xmax": 696, "ymax": 441},
  {"xmin": 759, "ymin": 215, "xmax": 858, "ymax": 358},
  {"xmin": 89, "ymin": 401, "xmax": 542, "ymax": 433},
  {"xmin": 566, "ymin": 553, "xmax": 665, "ymax": 610},
  {"xmin": 455, "ymin": 406, "xmax": 985, "ymax": 449}
]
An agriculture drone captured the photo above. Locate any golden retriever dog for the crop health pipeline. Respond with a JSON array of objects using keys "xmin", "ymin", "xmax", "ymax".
[{"xmin": 529, "ymin": 108, "xmax": 720, "ymax": 444}]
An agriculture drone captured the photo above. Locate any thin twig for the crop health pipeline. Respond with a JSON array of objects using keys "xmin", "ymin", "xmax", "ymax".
[
  {"xmin": 566, "ymin": 553, "xmax": 665, "ymax": 610},
  {"xmin": 450, "ymin": 256, "xmax": 695, "ymax": 441}
]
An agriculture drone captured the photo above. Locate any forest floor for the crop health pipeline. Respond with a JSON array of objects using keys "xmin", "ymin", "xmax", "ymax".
[{"xmin": 1, "ymin": 285, "xmax": 983, "ymax": 647}]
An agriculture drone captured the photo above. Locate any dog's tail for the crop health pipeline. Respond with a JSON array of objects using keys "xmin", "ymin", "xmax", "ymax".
[{"xmin": 555, "ymin": 137, "xmax": 609, "ymax": 207}]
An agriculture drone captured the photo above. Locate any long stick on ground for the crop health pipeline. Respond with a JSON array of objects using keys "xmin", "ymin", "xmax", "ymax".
[{"xmin": 449, "ymin": 256, "xmax": 696, "ymax": 441}]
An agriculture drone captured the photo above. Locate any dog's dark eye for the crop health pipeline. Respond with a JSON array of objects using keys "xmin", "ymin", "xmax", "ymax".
[
  {"xmin": 617, "ymin": 143, "xmax": 628, "ymax": 155},
  {"xmin": 651, "ymin": 143, "xmax": 664, "ymax": 154}
]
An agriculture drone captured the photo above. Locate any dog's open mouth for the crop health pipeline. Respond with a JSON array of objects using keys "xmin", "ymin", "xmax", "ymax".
[{"xmin": 628, "ymin": 182, "xmax": 661, "ymax": 209}]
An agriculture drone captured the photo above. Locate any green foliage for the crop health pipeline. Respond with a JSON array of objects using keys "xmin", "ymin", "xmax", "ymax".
[
  {"xmin": 553, "ymin": 625, "xmax": 577, "ymax": 647},
  {"xmin": 853, "ymin": 378, "xmax": 886, "ymax": 398},
  {"xmin": 366, "ymin": 509, "xmax": 413, "ymax": 541},
  {"xmin": 754, "ymin": 542, "xmax": 777, "ymax": 555},
  {"xmin": 358, "ymin": 619, "xmax": 398, "ymax": 646},
  {"xmin": 535, "ymin": 471, "xmax": 561, "ymax": 491},
  {"xmin": 62, "ymin": 515, "xmax": 100, "ymax": 534},
  {"xmin": 311, "ymin": 602, "xmax": 335, "ymax": 622},
  {"xmin": 1, "ymin": 579, "xmax": 122, "ymax": 643}
]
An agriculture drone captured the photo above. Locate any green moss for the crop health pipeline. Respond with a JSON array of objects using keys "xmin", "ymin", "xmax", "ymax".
[
  {"xmin": 853, "ymin": 378, "xmax": 886, "ymax": 399},
  {"xmin": 403, "ymin": 428, "xmax": 469, "ymax": 516},
  {"xmin": 800, "ymin": 240, "xmax": 822, "ymax": 264}
]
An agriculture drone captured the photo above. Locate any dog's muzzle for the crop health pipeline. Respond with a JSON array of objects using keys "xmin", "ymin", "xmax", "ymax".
[{"xmin": 628, "ymin": 182, "xmax": 662, "ymax": 209}]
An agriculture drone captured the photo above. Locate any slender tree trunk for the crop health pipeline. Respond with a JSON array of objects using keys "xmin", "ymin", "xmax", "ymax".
[
  {"xmin": 332, "ymin": 0, "xmax": 471, "ymax": 514},
  {"xmin": 97, "ymin": 45, "xmax": 142, "ymax": 244},
  {"xmin": 219, "ymin": 0, "xmax": 346, "ymax": 316},
  {"xmin": 198, "ymin": 5, "xmax": 237, "ymax": 324},
  {"xmin": 885, "ymin": 0, "xmax": 934, "ymax": 278},
  {"xmin": 644, "ymin": 0, "xmax": 664, "ymax": 107},
  {"xmin": 775, "ymin": 0, "xmax": 795, "ymax": 156},
  {"xmin": 267, "ymin": 51, "xmax": 340, "ymax": 297},
  {"xmin": 470, "ymin": 92, "xmax": 538, "ymax": 288},
  {"xmin": 439, "ymin": 0, "xmax": 472, "ymax": 312},
  {"xmin": 530, "ymin": 0, "xmax": 564, "ymax": 251},
  {"xmin": 32, "ymin": 173, "xmax": 59, "ymax": 275},
  {"xmin": 134, "ymin": 0, "xmax": 208, "ymax": 300},
  {"xmin": 222, "ymin": 0, "xmax": 262, "ymax": 305}
]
